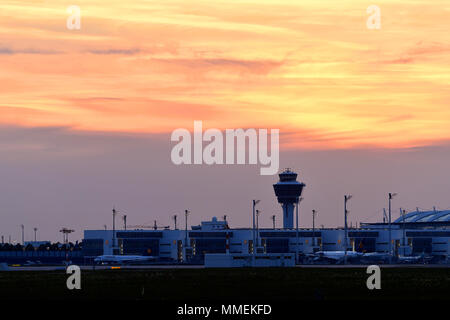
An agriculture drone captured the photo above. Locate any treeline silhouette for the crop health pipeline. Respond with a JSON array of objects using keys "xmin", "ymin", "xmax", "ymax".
[{"xmin": 0, "ymin": 242, "xmax": 83, "ymax": 252}]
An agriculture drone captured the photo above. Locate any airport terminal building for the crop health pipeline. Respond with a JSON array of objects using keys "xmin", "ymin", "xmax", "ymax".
[{"xmin": 83, "ymin": 170, "xmax": 450, "ymax": 264}]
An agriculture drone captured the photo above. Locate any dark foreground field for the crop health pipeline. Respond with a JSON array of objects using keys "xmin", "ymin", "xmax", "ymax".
[{"xmin": 0, "ymin": 267, "xmax": 449, "ymax": 301}]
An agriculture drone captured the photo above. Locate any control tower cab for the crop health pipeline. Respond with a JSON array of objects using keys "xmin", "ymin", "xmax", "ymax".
[{"xmin": 273, "ymin": 169, "xmax": 305, "ymax": 229}]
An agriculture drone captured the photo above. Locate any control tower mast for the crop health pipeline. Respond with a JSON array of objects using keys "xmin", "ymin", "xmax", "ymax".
[{"xmin": 273, "ymin": 169, "xmax": 305, "ymax": 229}]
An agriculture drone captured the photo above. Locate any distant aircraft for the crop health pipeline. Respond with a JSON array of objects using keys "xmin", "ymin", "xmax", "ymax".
[
  {"xmin": 94, "ymin": 255, "xmax": 157, "ymax": 265},
  {"xmin": 24, "ymin": 260, "xmax": 42, "ymax": 266},
  {"xmin": 360, "ymin": 252, "xmax": 391, "ymax": 264},
  {"xmin": 312, "ymin": 251, "xmax": 429, "ymax": 265},
  {"xmin": 313, "ymin": 251, "xmax": 363, "ymax": 264},
  {"xmin": 396, "ymin": 255, "xmax": 428, "ymax": 264}
]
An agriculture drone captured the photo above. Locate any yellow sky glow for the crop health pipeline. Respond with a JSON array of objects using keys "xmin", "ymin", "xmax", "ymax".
[{"xmin": 0, "ymin": 0, "xmax": 449, "ymax": 149}]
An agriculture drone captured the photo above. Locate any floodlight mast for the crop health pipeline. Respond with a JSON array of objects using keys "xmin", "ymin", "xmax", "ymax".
[
  {"xmin": 252, "ymin": 200, "xmax": 260, "ymax": 264},
  {"xmin": 312, "ymin": 210, "xmax": 317, "ymax": 247},
  {"xmin": 173, "ymin": 214, "xmax": 178, "ymax": 230},
  {"xmin": 112, "ymin": 207, "xmax": 117, "ymax": 252},
  {"xmin": 256, "ymin": 209, "xmax": 261, "ymax": 247},
  {"xmin": 401, "ymin": 208, "xmax": 407, "ymax": 255},
  {"xmin": 344, "ymin": 195, "xmax": 352, "ymax": 264},
  {"xmin": 388, "ymin": 193, "xmax": 398, "ymax": 263},
  {"xmin": 185, "ymin": 210, "xmax": 190, "ymax": 248},
  {"xmin": 21, "ymin": 224, "xmax": 24, "ymax": 246},
  {"xmin": 295, "ymin": 197, "xmax": 303, "ymax": 264}
]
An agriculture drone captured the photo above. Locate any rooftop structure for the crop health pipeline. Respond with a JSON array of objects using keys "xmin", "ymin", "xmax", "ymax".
[{"xmin": 394, "ymin": 209, "xmax": 450, "ymax": 223}]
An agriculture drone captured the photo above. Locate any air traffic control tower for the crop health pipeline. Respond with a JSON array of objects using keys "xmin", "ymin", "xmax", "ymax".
[{"xmin": 273, "ymin": 169, "xmax": 305, "ymax": 229}]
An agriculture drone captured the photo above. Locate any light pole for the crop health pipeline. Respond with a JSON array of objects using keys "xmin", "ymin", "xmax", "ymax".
[
  {"xmin": 401, "ymin": 208, "xmax": 406, "ymax": 255},
  {"xmin": 33, "ymin": 227, "xmax": 38, "ymax": 242},
  {"xmin": 256, "ymin": 209, "xmax": 260, "ymax": 248},
  {"xmin": 312, "ymin": 210, "xmax": 316, "ymax": 247},
  {"xmin": 344, "ymin": 195, "xmax": 352, "ymax": 264},
  {"xmin": 271, "ymin": 215, "xmax": 276, "ymax": 229},
  {"xmin": 112, "ymin": 207, "xmax": 117, "ymax": 252},
  {"xmin": 185, "ymin": 210, "xmax": 189, "ymax": 248},
  {"xmin": 252, "ymin": 200, "xmax": 260, "ymax": 262},
  {"xmin": 173, "ymin": 214, "xmax": 178, "ymax": 230},
  {"xmin": 21, "ymin": 224, "xmax": 24, "ymax": 246},
  {"xmin": 295, "ymin": 197, "xmax": 303, "ymax": 264},
  {"xmin": 388, "ymin": 193, "xmax": 397, "ymax": 263}
]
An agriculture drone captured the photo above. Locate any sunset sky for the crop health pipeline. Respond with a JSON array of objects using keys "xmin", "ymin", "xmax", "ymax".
[
  {"xmin": 1, "ymin": 0, "xmax": 449, "ymax": 148},
  {"xmin": 0, "ymin": 1, "xmax": 449, "ymax": 241}
]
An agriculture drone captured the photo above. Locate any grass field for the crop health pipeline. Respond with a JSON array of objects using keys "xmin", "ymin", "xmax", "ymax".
[{"xmin": 0, "ymin": 267, "xmax": 449, "ymax": 301}]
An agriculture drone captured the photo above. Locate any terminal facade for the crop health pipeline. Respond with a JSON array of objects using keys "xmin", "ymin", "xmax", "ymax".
[
  {"xmin": 83, "ymin": 170, "xmax": 450, "ymax": 264},
  {"xmin": 84, "ymin": 212, "xmax": 450, "ymax": 262}
]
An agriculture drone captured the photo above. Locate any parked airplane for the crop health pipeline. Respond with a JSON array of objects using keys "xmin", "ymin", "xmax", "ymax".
[
  {"xmin": 313, "ymin": 251, "xmax": 363, "ymax": 264},
  {"xmin": 360, "ymin": 252, "xmax": 391, "ymax": 264},
  {"xmin": 94, "ymin": 255, "xmax": 157, "ymax": 265},
  {"xmin": 312, "ymin": 251, "xmax": 430, "ymax": 265},
  {"xmin": 396, "ymin": 255, "xmax": 429, "ymax": 264}
]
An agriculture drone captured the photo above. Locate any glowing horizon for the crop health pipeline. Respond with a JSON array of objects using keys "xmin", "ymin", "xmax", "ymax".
[{"xmin": 1, "ymin": 0, "xmax": 449, "ymax": 150}]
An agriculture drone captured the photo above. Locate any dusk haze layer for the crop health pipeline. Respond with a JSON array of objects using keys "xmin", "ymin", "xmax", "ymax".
[{"xmin": 0, "ymin": 0, "xmax": 449, "ymax": 242}]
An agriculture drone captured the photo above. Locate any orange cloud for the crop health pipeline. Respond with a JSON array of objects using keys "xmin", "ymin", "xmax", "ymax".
[{"xmin": 0, "ymin": 0, "xmax": 449, "ymax": 150}]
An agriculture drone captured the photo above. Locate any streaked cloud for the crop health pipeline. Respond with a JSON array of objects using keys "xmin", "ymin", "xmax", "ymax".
[
  {"xmin": 87, "ymin": 48, "xmax": 141, "ymax": 55},
  {"xmin": 0, "ymin": 46, "xmax": 62, "ymax": 55},
  {"xmin": 0, "ymin": 0, "xmax": 449, "ymax": 149}
]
